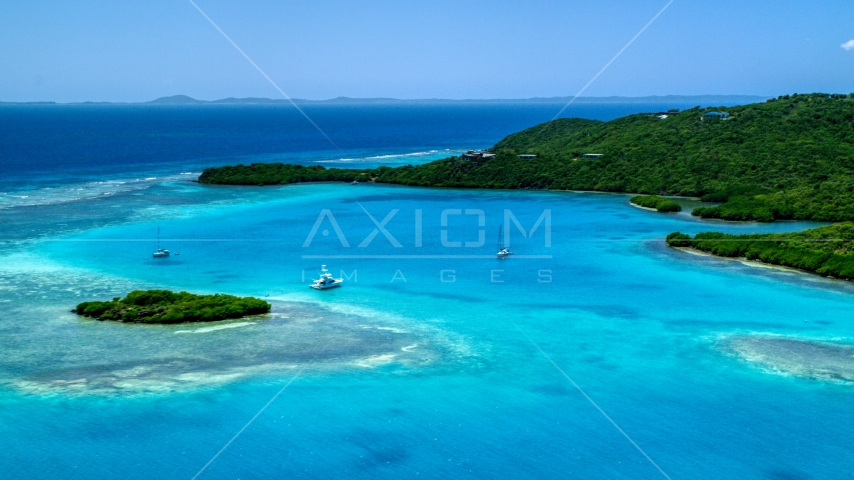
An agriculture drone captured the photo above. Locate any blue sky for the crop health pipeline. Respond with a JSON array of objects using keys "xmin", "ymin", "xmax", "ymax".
[{"xmin": 2, "ymin": 0, "xmax": 853, "ymax": 102}]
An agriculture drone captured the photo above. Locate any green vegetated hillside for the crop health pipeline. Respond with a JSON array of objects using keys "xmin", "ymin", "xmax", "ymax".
[
  {"xmin": 198, "ymin": 93, "xmax": 854, "ymax": 222},
  {"xmin": 460, "ymin": 92, "xmax": 854, "ymax": 221},
  {"xmin": 74, "ymin": 290, "xmax": 271, "ymax": 324},
  {"xmin": 374, "ymin": 93, "xmax": 854, "ymax": 222},
  {"xmin": 666, "ymin": 223, "xmax": 854, "ymax": 279}
]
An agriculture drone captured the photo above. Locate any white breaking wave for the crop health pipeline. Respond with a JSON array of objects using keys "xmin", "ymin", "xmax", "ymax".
[
  {"xmin": 313, "ymin": 149, "xmax": 467, "ymax": 164},
  {"xmin": 174, "ymin": 322, "xmax": 256, "ymax": 334},
  {"xmin": 365, "ymin": 150, "xmax": 440, "ymax": 159},
  {"xmin": 0, "ymin": 172, "xmax": 200, "ymax": 210}
]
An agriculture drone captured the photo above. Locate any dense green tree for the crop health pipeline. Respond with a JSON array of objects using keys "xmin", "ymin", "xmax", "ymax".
[
  {"xmin": 74, "ymin": 290, "xmax": 271, "ymax": 324},
  {"xmin": 630, "ymin": 195, "xmax": 682, "ymax": 212},
  {"xmin": 199, "ymin": 164, "xmax": 365, "ymax": 186},
  {"xmin": 666, "ymin": 223, "xmax": 854, "ymax": 280}
]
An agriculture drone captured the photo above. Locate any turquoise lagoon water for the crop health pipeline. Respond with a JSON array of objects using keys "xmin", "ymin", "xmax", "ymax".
[
  {"xmin": 3, "ymin": 102, "xmax": 854, "ymax": 479},
  {"xmin": 2, "ymin": 181, "xmax": 854, "ymax": 479}
]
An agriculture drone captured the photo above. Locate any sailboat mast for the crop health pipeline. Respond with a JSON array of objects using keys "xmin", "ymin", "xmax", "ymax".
[{"xmin": 157, "ymin": 227, "xmax": 160, "ymax": 250}]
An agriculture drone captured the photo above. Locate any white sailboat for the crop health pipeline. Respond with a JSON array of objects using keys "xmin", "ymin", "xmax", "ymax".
[
  {"xmin": 152, "ymin": 227, "xmax": 170, "ymax": 258},
  {"xmin": 497, "ymin": 225, "xmax": 513, "ymax": 258},
  {"xmin": 310, "ymin": 265, "xmax": 343, "ymax": 290}
]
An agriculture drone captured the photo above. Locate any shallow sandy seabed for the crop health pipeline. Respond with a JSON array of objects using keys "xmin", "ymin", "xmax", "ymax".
[
  {"xmin": 722, "ymin": 334, "xmax": 854, "ymax": 383},
  {"xmin": 0, "ymin": 255, "xmax": 473, "ymax": 396}
]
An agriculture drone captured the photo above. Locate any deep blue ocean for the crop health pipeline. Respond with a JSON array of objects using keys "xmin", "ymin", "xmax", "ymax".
[{"xmin": 2, "ymin": 101, "xmax": 854, "ymax": 479}]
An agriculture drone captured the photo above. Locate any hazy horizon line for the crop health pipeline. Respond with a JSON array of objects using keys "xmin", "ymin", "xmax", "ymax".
[{"xmin": 0, "ymin": 93, "xmax": 772, "ymax": 106}]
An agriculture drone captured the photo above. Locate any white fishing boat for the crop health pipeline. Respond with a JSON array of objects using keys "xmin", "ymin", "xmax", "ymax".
[
  {"xmin": 310, "ymin": 265, "xmax": 343, "ymax": 290},
  {"xmin": 496, "ymin": 225, "xmax": 513, "ymax": 259},
  {"xmin": 152, "ymin": 227, "xmax": 170, "ymax": 258}
]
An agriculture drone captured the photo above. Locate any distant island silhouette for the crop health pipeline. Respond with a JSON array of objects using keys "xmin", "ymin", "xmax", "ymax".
[{"xmin": 1, "ymin": 94, "xmax": 769, "ymax": 106}]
